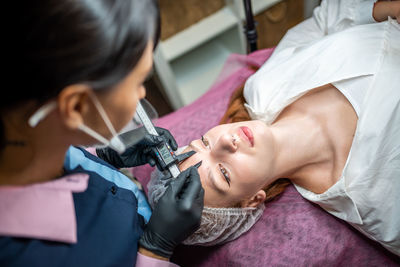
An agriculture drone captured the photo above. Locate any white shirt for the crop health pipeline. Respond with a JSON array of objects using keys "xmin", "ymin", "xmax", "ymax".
[{"xmin": 244, "ymin": 0, "xmax": 400, "ymax": 256}]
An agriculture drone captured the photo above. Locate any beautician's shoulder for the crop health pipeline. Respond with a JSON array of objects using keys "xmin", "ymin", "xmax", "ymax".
[{"xmin": 0, "ymin": 173, "xmax": 89, "ymax": 244}]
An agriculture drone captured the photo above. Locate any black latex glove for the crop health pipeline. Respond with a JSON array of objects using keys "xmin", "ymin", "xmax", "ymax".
[
  {"xmin": 139, "ymin": 166, "xmax": 204, "ymax": 258},
  {"xmin": 96, "ymin": 126, "xmax": 178, "ymax": 169}
]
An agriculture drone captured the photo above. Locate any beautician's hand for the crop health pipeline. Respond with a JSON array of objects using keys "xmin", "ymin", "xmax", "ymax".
[
  {"xmin": 96, "ymin": 126, "xmax": 178, "ymax": 169},
  {"xmin": 139, "ymin": 167, "xmax": 204, "ymax": 258}
]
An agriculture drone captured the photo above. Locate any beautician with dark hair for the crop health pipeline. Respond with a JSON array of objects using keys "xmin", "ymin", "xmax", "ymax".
[{"xmin": 0, "ymin": 0, "xmax": 204, "ymax": 266}]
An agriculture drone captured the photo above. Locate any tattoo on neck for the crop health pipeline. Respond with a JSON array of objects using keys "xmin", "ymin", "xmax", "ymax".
[{"xmin": 5, "ymin": 140, "xmax": 27, "ymax": 147}]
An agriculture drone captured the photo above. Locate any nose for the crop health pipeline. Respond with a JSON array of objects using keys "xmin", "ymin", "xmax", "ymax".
[{"xmin": 212, "ymin": 134, "xmax": 237, "ymax": 155}]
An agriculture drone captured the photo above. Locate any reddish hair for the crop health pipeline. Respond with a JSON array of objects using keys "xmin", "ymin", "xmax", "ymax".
[{"xmin": 219, "ymin": 85, "xmax": 290, "ymax": 203}]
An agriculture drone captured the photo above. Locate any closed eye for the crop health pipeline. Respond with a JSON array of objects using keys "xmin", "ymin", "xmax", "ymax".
[{"xmin": 219, "ymin": 163, "xmax": 231, "ymax": 187}]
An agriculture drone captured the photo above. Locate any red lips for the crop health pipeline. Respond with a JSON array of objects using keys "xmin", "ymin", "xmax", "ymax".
[{"xmin": 239, "ymin": 126, "xmax": 254, "ymax": 147}]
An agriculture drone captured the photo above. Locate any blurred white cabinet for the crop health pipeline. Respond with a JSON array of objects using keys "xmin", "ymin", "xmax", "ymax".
[{"xmin": 154, "ymin": 0, "xmax": 282, "ymax": 109}]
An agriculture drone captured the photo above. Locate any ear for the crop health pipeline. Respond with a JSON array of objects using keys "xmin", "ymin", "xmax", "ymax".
[
  {"xmin": 241, "ymin": 190, "xmax": 266, "ymax": 208},
  {"xmin": 57, "ymin": 84, "xmax": 92, "ymax": 130}
]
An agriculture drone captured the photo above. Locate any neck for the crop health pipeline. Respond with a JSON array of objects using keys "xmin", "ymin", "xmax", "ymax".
[
  {"xmin": 0, "ymin": 140, "xmax": 69, "ymax": 186},
  {"xmin": 0, "ymin": 144, "xmax": 67, "ymax": 185},
  {"xmin": 269, "ymin": 114, "xmax": 333, "ymax": 186},
  {"xmin": 0, "ymin": 108, "xmax": 70, "ymax": 186}
]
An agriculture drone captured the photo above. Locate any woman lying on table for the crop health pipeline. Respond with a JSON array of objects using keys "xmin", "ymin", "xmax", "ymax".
[{"xmin": 148, "ymin": 0, "xmax": 400, "ymax": 256}]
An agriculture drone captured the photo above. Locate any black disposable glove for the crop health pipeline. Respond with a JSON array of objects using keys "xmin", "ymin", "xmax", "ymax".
[
  {"xmin": 139, "ymin": 166, "xmax": 204, "ymax": 258},
  {"xmin": 96, "ymin": 126, "xmax": 178, "ymax": 169}
]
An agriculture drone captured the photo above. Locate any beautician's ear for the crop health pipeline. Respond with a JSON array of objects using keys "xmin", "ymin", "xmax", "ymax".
[
  {"xmin": 242, "ymin": 190, "xmax": 266, "ymax": 208},
  {"xmin": 57, "ymin": 84, "xmax": 92, "ymax": 129}
]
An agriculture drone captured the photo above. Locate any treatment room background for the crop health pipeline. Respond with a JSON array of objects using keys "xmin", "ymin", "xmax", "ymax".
[
  {"xmin": 144, "ymin": 0, "xmax": 320, "ymax": 117},
  {"xmin": 132, "ymin": 0, "xmax": 400, "ymax": 265}
]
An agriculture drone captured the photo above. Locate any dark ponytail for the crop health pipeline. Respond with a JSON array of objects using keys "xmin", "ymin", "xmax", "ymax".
[
  {"xmin": 4, "ymin": 0, "xmax": 159, "ymax": 106},
  {"xmin": 2, "ymin": 0, "xmax": 160, "ymax": 150}
]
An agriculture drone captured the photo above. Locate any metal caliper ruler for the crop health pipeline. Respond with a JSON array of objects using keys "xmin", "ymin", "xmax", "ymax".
[{"xmin": 135, "ymin": 101, "xmax": 181, "ymax": 178}]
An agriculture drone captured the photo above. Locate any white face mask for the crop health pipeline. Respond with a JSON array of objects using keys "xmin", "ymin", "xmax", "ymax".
[{"xmin": 28, "ymin": 93, "xmax": 127, "ymax": 154}]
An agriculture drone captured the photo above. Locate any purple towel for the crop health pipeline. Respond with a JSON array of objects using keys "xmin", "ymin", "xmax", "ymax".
[{"xmin": 131, "ymin": 48, "xmax": 400, "ymax": 266}]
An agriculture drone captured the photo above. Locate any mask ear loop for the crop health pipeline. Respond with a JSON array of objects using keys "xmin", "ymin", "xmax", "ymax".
[
  {"xmin": 77, "ymin": 123, "xmax": 126, "ymax": 154},
  {"xmin": 88, "ymin": 92, "xmax": 119, "ymax": 137},
  {"xmin": 27, "ymin": 92, "xmax": 126, "ymax": 154},
  {"xmin": 77, "ymin": 124, "xmax": 112, "ymax": 147},
  {"xmin": 87, "ymin": 92, "xmax": 126, "ymax": 153},
  {"xmin": 28, "ymin": 102, "xmax": 57, "ymax": 127}
]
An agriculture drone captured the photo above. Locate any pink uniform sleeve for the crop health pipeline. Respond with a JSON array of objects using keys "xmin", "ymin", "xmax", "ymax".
[{"xmin": 135, "ymin": 252, "xmax": 180, "ymax": 267}]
